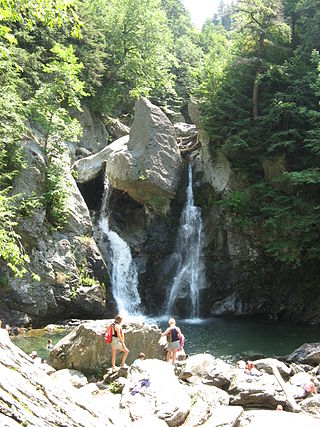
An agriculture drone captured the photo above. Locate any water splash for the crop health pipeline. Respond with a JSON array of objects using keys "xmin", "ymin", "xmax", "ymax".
[
  {"xmin": 167, "ymin": 164, "xmax": 206, "ymax": 318},
  {"xmin": 99, "ymin": 173, "xmax": 141, "ymax": 317}
]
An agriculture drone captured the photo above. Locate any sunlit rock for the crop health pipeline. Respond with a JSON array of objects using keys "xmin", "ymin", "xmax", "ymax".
[
  {"xmin": 287, "ymin": 342, "xmax": 320, "ymax": 366},
  {"xmin": 120, "ymin": 359, "xmax": 190, "ymax": 426},
  {"xmin": 49, "ymin": 320, "xmax": 166, "ymax": 375},
  {"xmin": 74, "ymin": 97, "xmax": 183, "ymax": 212},
  {"xmin": 184, "ymin": 353, "xmax": 235, "ymax": 389},
  {"xmin": 0, "ymin": 329, "xmax": 117, "ymax": 426}
]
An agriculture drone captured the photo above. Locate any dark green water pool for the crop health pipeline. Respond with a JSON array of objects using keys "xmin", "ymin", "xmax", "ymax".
[
  {"xmin": 157, "ymin": 317, "xmax": 320, "ymax": 362},
  {"xmin": 11, "ymin": 328, "xmax": 71, "ymax": 360},
  {"xmin": 12, "ymin": 317, "xmax": 320, "ymax": 363}
]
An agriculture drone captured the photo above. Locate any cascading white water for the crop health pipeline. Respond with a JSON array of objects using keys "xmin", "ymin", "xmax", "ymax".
[
  {"xmin": 167, "ymin": 164, "xmax": 206, "ymax": 317},
  {"xmin": 99, "ymin": 174, "xmax": 141, "ymax": 317}
]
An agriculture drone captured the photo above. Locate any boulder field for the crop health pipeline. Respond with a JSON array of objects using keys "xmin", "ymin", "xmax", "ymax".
[{"xmin": 1, "ymin": 321, "xmax": 320, "ymax": 426}]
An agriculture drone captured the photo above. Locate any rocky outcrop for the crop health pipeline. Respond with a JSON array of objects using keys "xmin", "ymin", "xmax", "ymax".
[
  {"xmin": 0, "ymin": 329, "xmax": 118, "ymax": 426},
  {"xmin": 2, "ymin": 328, "xmax": 320, "ymax": 427},
  {"xmin": 0, "ymin": 140, "xmax": 109, "ymax": 327},
  {"xmin": 182, "ymin": 382, "xmax": 232, "ymax": 426},
  {"xmin": 50, "ymin": 368, "xmax": 88, "ymax": 388},
  {"xmin": 262, "ymin": 155, "xmax": 294, "ymax": 194},
  {"xmin": 121, "ymin": 360, "xmax": 190, "ymax": 426},
  {"xmin": 74, "ymin": 97, "xmax": 183, "ymax": 212},
  {"xmin": 49, "ymin": 320, "xmax": 166, "ymax": 375},
  {"xmin": 287, "ymin": 343, "xmax": 320, "ymax": 366},
  {"xmin": 186, "ymin": 99, "xmax": 268, "ymax": 319},
  {"xmin": 103, "ymin": 115, "xmax": 130, "ymax": 140},
  {"xmin": 253, "ymin": 358, "xmax": 292, "ymax": 378},
  {"xmin": 184, "ymin": 354, "xmax": 235, "ymax": 390},
  {"xmin": 228, "ymin": 370, "xmax": 288, "ymax": 409},
  {"xmin": 74, "ymin": 134, "xmax": 129, "ymax": 183},
  {"xmin": 70, "ymin": 103, "xmax": 109, "ymax": 154}
]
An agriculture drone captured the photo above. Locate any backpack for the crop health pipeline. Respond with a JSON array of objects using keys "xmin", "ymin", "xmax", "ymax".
[
  {"xmin": 170, "ymin": 327, "xmax": 179, "ymax": 342},
  {"xmin": 104, "ymin": 324, "xmax": 113, "ymax": 344}
]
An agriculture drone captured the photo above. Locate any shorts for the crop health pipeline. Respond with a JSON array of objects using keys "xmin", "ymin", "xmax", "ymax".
[
  {"xmin": 167, "ymin": 340, "xmax": 180, "ymax": 350},
  {"xmin": 111, "ymin": 337, "xmax": 124, "ymax": 351}
]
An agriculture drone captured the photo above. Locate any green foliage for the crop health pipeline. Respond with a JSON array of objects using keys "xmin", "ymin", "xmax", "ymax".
[
  {"xmin": 90, "ymin": 0, "xmax": 175, "ymax": 116},
  {"xmin": 199, "ymin": 0, "xmax": 320, "ymax": 283},
  {"xmin": 44, "ymin": 145, "xmax": 71, "ymax": 230},
  {"xmin": 109, "ymin": 381, "xmax": 122, "ymax": 394},
  {"xmin": 138, "ymin": 169, "xmax": 151, "ymax": 181},
  {"xmin": 0, "ymin": 0, "xmax": 83, "ymax": 275},
  {"xmin": 71, "ymin": 286, "xmax": 77, "ymax": 300},
  {"xmin": 160, "ymin": 0, "xmax": 203, "ymax": 115},
  {"xmin": 29, "ymin": 43, "xmax": 85, "ymax": 229},
  {"xmin": 0, "ymin": 192, "xmax": 29, "ymax": 277},
  {"xmin": 18, "ymin": 193, "xmax": 43, "ymax": 218},
  {"xmin": 78, "ymin": 263, "xmax": 98, "ymax": 287}
]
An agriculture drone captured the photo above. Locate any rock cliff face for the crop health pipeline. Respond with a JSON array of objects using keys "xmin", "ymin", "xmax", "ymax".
[
  {"xmin": 186, "ymin": 99, "xmax": 320, "ymax": 323},
  {"xmin": 0, "ymin": 140, "xmax": 109, "ymax": 327},
  {"xmin": 1, "ymin": 96, "xmax": 318, "ymax": 326},
  {"xmin": 74, "ymin": 97, "xmax": 183, "ymax": 213}
]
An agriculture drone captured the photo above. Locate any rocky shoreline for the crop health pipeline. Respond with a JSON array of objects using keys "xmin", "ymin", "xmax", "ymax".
[{"xmin": 1, "ymin": 321, "xmax": 320, "ymax": 426}]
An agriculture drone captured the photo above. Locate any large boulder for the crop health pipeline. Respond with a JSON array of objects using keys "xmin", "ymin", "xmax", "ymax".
[
  {"xmin": 0, "ymin": 329, "xmax": 118, "ymax": 426},
  {"xmin": 253, "ymin": 358, "xmax": 292, "ymax": 378},
  {"xmin": 184, "ymin": 354, "xmax": 235, "ymax": 389},
  {"xmin": 182, "ymin": 382, "xmax": 231, "ymax": 426},
  {"xmin": 49, "ymin": 320, "xmax": 166, "ymax": 375},
  {"xmin": 103, "ymin": 115, "xmax": 130, "ymax": 140},
  {"xmin": 120, "ymin": 359, "xmax": 190, "ymax": 426},
  {"xmin": 63, "ymin": 170, "xmax": 93, "ymax": 236},
  {"xmin": 200, "ymin": 406, "xmax": 244, "ymax": 427},
  {"xmin": 74, "ymin": 97, "xmax": 183, "ymax": 212},
  {"xmin": 287, "ymin": 343, "xmax": 320, "ymax": 366},
  {"xmin": 299, "ymin": 395, "xmax": 320, "ymax": 418},
  {"xmin": 228, "ymin": 370, "xmax": 288, "ymax": 409},
  {"xmin": 73, "ymin": 135, "xmax": 129, "ymax": 183}
]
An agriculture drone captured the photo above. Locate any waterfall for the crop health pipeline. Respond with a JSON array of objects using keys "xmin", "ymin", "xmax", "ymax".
[
  {"xmin": 167, "ymin": 164, "xmax": 206, "ymax": 318},
  {"xmin": 99, "ymin": 173, "xmax": 141, "ymax": 317}
]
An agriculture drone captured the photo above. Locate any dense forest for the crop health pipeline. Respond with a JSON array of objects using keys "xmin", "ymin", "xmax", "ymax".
[{"xmin": 1, "ymin": 0, "xmax": 320, "ymax": 315}]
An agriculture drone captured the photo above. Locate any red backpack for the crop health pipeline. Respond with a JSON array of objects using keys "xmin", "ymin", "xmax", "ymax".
[{"xmin": 104, "ymin": 324, "xmax": 113, "ymax": 344}]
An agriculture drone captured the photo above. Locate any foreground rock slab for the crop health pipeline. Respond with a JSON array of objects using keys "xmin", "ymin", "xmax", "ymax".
[
  {"xmin": 0, "ymin": 330, "xmax": 117, "ymax": 427},
  {"xmin": 121, "ymin": 360, "xmax": 190, "ymax": 426},
  {"xmin": 238, "ymin": 409, "xmax": 320, "ymax": 427}
]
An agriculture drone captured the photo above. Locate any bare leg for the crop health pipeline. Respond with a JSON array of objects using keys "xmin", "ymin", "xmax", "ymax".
[
  {"xmin": 167, "ymin": 349, "xmax": 173, "ymax": 362},
  {"xmin": 121, "ymin": 348, "xmax": 129, "ymax": 366},
  {"xmin": 172, "ymin": 349, "xmax": 178, "ymax": 364},
  {"xmin": 111, "ymin": 348, "xmax": 118, "ymax": 369}
]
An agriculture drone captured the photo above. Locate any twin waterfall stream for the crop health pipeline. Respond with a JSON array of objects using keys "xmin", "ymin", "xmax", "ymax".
[
  {"xmin": 99, "ymin": 175, "xmax": 141, "ymax": 317},
  {"xmin": 166, "ymin": 164, "xmax": 206, "ymax": 318},
  {"xmin": 98, "ymin": 164, "xmax": 205, "ymax": 318}
]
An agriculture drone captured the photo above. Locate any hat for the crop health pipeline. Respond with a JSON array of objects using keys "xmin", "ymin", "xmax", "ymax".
[{"xmin": 31, "ymin": 351, "xmax": 37, "ymax": 357}]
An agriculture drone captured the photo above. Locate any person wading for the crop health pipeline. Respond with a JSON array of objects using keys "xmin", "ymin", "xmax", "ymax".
[{"xmin": 111, "ymin": 315, "xmax": 129, "ymax": 372}]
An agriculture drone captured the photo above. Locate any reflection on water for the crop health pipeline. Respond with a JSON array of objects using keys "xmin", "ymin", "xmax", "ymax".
[{"xmin": 12, "ymin": 317, "xmax": 320, "ymax": 364}]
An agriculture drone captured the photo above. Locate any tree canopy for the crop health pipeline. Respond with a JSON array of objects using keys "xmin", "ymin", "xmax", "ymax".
[{"xmin": 1, "ymin": 0, "xmax": 320, "ymax": 301}]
